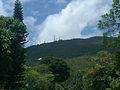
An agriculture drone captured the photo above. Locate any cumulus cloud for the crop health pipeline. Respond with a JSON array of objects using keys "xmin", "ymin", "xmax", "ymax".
[
  {"xmin": 0, "ymin": 0, "xmax": 113, "ymax": 46},
  {"xmin": 24, "ymin": 16, "xmax": 39, "ymax": 46},
  {"xmin": 30, "ymin": 0, "xmax": 112, "ymax": 45},
  {"xmin": 24, "ymin": 16, "xmax": 36, "ymax": 27}
]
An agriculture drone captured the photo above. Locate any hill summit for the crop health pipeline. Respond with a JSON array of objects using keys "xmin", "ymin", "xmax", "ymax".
[{"xmin": 26, "ymin": 37, "xmax": 109, "ymax": 60}]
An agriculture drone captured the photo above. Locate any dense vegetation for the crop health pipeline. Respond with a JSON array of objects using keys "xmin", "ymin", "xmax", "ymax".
[
  {"xmin": 0, "ymin": 0, "xmax": 27, "ymax": 89},
  {"xmin": 26, "ymin": 37, "xmax": 111, "ymax": 59},
  {"xmin": 0, "ymin": 0, "xmax": 120, "ymax": 90}
]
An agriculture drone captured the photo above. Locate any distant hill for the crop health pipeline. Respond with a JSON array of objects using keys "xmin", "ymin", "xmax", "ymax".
[{"xmin": 26, "ymin": 37, "xmax": 110, "ymax": 60}]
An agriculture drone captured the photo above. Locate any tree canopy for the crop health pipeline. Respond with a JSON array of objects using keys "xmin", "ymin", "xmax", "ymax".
[
  {"xmin": 13, "ymin": 0, "xmax": 23, "ymax": 21},
  {"xmin": 40, "ymin": 57, "xmax": 70, "ymax": 83}
]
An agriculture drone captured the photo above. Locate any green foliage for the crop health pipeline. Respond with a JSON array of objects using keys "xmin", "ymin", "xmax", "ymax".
[
  {"xmin": 34, "ymin": 64, "xmax": 52, "ymax": 74},
  {"xmin": 98, "ymin": 0, "xmax": 120, "ymax": 48},
  {"xmin": 65, "ymin": 70, "xmax": 84, "ymax": 90},
  {"xmin": 83, "ymin": 51, "xmax": 115, "ymax": 90},
  {"xmin": 59, "ymin": 55, "xmax": 96, "ymax": 90},
  {"xmin": 7, "ymin": 18, "xmax": 27, "ymax": 89},
  {"xmin": 98, "ymin": 1, "xmax": 120, "ymax": 89},
  {"xmin": 110, "ymin": 77, "xmax": 120, "ymax": 90},
  {"xmin": 0, "ymin": 1, "xmax": 27, "ymax": 88},
  {"xmin": 60, "ymin": 52, "xmax": 114, "ymax": 90},
  {"xmin": 25, "ymin": 65, "xmax": 55, "ymax": 90},
  {"xmin": 13, "ymin": 0, "xmax": 23, "ymax": 21},
  {"xmin": 1, "ymin": 0, "xmax": 119, "ymax": 90},
  {"xmin": 40, "ymin": 57, "xmax": 70, "ymax": 83},
  {"xmin": 26, "ymin": 37, "xmax": 113, "ymax": 61},
  {"xmin": 55, "ymin": 83, "xmax": 64, "ymax": 90},
  {"xmin": 0, "ymin": 17, "xmax": 13, "ymax": 88},
  {"xmin": 96, "ymin": 51, "xmax": 113, "ymax": 66},
  {"xmin": 66, "ymin": 55, "xmax": 96, "ymax": 71},
  {"xmin": 98, "ymin": 0, "xmax": 120, "ymax": 37}
]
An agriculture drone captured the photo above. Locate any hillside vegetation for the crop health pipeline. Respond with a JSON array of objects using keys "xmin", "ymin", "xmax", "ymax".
[
  {"xmin": 0, "ymin": 0, "xmax": 120, "ymax": 89},
  {"xmin": 27, "ymin": 37, "xmax": 110, "ymax": 60}
]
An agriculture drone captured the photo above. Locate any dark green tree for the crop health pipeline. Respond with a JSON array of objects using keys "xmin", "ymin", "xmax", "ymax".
[
  {"xmin": 98, "ymin": 0, "xmax": 120, "ymax": 89},
  {"xmin": 8, "ymin": 20, "xmax": 27, "ymax": 90},
  {"xmin": 98, "ymin": 0, "xmax": 120, "ymax": 69},
  {"xmin": 7, "ymin": 0, "xmax": 27, "ymax": 89},
  {"xmin": 0, "ymin": 16, "xmax": 27, "ymax": 89},
  {"xmin": 0, "ymin": 1, "xmax": 27, "ymax": 88},
  {"xmin": 40, "ymin": 57, "xmax": 70, "ymax": 83},
  {"xmin": 25, "ymin": 65, "xmax": 55, "ymax": 90},
  {"xmin": 0, "ymin": 17, "xmax": 13, "ymax": 89},
  {"xmin": 83, "ymin": 51, "xmax": 114, "ymax": 90},
  {"xmin": 13, "ymin": 0, "xmax": 23, "ymax": 21},
  {"xmin": 98, "ymin": 0, "xmax": 120, "ymax": 38}
]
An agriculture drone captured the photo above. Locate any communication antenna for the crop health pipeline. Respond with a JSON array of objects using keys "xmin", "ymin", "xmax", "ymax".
[
  {"xmin": 54, "ymin": 35, "xmax": 56, "ymax": 41},
  {"xmin": 44, "ymin": 40, "xmax": 46, "ymax": 43},
  {"xmin": 59, "ymin": 37, "xmax": 61, "ymax": 41}
]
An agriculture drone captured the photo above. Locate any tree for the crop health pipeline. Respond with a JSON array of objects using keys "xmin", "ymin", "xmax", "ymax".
[
  {"xmin": 98, "ymin": 0, "xmax": 120, "ymax": 69},
  {"xmin": 0, "ymin": 17, "xmax": 13, "ymax": 89},
  {"xmin": 109, "ymin": 77, "xmax": 120, "ymax": 90},
  {"xmin": 64, "ymin": 70, "xmax": 84, "ymax": 90},
  {"xmin": 13, "ymin": 0, "xmax": 23, "ymax": 21},
  {"xmin": 5, "ymin": 0, "xmax": 28, "ymax": 89},
  {"xmin": 25, "ymin": 65, "xmax": 54, "ymax": 90},
  {"xmin": 40, "ymin": 57, "xmax": 70, "ymax": 83},
  {"xmin": 9, "ymin": 19, "xmax": 27, "ymax": 90},
  {"xmin": 83, "ymin": 51, "xmax": 114, "ymax": 90},
  {"xmin": 0, "ymin": 16, "xmax": 27, "ymax": 89},
  {"xmin": 98, "ymin": 0, "xmax": 120, "ymax": 38}
]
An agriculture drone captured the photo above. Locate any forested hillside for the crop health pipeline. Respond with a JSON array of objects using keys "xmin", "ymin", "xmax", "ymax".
[
  {"xmin": 27, "ymin": 37, "xmax": 110, "ymax": 60},
  {"xmin": 0, "ymin": 0, "xmax": 120, "ymax": 90}
]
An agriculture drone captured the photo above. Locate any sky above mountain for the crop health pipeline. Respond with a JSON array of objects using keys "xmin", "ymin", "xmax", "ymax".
[{"xmin": 0, "ymin": 0, "xmax": 112, "ymax": 46}]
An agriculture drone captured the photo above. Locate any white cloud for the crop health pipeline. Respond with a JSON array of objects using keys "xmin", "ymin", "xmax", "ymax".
[
  {"xmin": 24, "ymin": 16, "xmax": 36, "ymax": 27},
  {"xmin": 24, "ymin": 16, "xmax": 40, "ymax": 46},
  {"xmin": 0, "ymin": 0, "xmax": 113, "ymax": 46},
  {"xmin": 31, "ymin": 0, "xmax": 112, "ymax": 45}
]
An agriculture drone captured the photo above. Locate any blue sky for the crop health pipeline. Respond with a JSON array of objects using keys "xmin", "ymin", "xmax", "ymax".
[
  {"xmin": 0, "ymin": 0, "xmax": 112, "ymax": 46},
  {"xmin": 23, "ymin": 0, "xmax": 71, "ymax": 23}
]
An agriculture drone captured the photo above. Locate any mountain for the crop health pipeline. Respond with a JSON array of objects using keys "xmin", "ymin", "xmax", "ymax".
[{"xmin": 26, "ymin": 37, "xmax": 110, "ymax": 60}]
